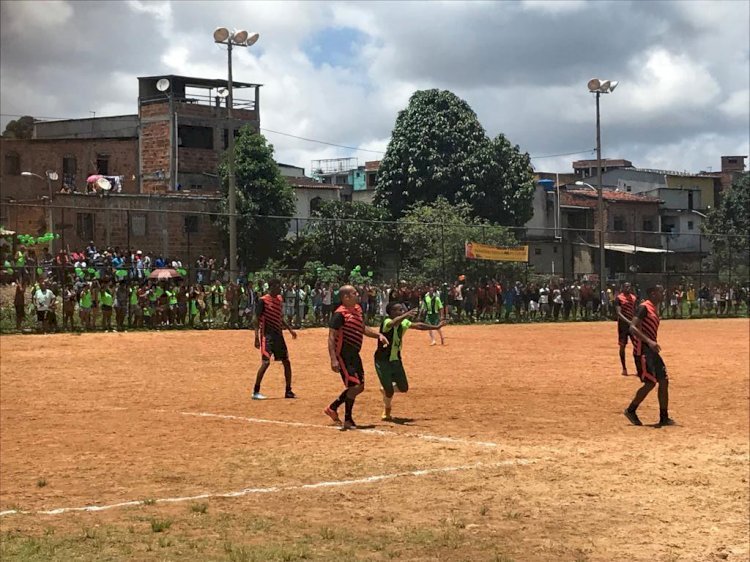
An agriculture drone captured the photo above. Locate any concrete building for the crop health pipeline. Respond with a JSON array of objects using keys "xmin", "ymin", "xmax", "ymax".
[
  {"xmin": 572, "ymin": 158, "xmax": 632, "ymax": 179},
  {"xmin": 311, "ymin": 158, "xmax": 381, "ymax": 204},
  {"xmin": 286, "ymin": 176, "xmax": 341, "ymax": 235}
]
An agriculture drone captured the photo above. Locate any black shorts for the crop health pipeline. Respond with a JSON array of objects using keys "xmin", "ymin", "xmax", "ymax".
[
  {"xmin": 635, "ymin": 348, "xmax": 667, "ymax": 383},
  {"xmin": 260, "ymin": 330, "xmax": 288, "ymax": 361},
  {"xmin": 617, "ymin": 320, "xmax": 633, "ymax": 346},
  {"xmin": 337, "ymin": 351, "xmax": 364, "ymax": 387},
  {"xmin": 102, "ymin": 304, "xmax": 113, "ymax": 312},
  {"xmin": 36, "ymin": 311, "xmax": 47, "ymax": 322}
]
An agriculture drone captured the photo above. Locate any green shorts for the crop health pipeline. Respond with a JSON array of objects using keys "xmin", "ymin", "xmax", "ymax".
[
  {"xmin": 374, "ymin": 357, "xmax": 409, "ymax": 393},
  {"xmin": 426, "ymin": 313, "xmax": 440, "ymax": 326}
]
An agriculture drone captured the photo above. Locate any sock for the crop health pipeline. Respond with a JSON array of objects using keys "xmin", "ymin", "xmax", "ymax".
[
  {"xmin": 330, "ymin": 390, "xmax": 348, "ymax": 411},
  {"xmin": 660, "ymin": 408, "xmax": 669, "ymax": 420},
  {"xmin": 344, "ymin": 397, "xmax": 355, "ymax": 421},
  {"xmin": 254, "ymin": 384, "xmax": 261, "ymax": 394}
]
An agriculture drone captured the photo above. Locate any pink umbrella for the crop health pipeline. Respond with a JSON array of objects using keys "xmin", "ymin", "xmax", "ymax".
[
  {"xmin": 149, "ymin": 268, "xmax": 182, "ymax": 280},
  {"xmin": 87, "ymin": 174, "xmax": 103, "ymax": 183}
]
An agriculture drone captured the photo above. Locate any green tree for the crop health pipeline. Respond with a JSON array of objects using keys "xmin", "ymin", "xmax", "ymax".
[
  {"xmin": 474, "ymin": 134, "xmax": 536, "ymax": 226},
  {"xmin": 703, "ymin": 172, "xmax": 750, "ymax": 278},
  {"xmin": 218, "ymin": 128, "xmax": 296, "ymax": 271},
  {"xmin": 2, "ymin": 115, "xmax": 34, "ymax": 139},
  {"xmin": 397, "ymin": 197, "xmax": 523, "ymax": 283},
  {"xmin": 374, "ymin": 89, "xmax": 488, "ymax": 218},
  {"xmin": 295, "ymin": 200, "xmax": 390, "ymax": 272},
  {"xmin": 375, "ymin": 90, "xmax": 535, "ymax": 226}
]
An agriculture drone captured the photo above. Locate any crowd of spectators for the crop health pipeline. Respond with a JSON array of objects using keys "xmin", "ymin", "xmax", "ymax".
[{"xmin": 2, "ymin": 241, "xmax": 747, "ymax": 334}]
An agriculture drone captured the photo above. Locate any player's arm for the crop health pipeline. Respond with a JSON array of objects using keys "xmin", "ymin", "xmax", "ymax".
[
  {"xmin": 364, "ymin": 325, "xmax": 388, "ymax": 347},
  {"xmin": 390, "ymin": 308, "xmax": 417, "ymax": 328},
  {"xmin": 328, "ymin": 328, "xmax": 340, "ymax": 372},
  {"xmin": 281, "ymin": 317, "xmax": 297, "ymax": 339},
  {"xmin": 409, "ymin": 321, "xmax": 447, "ymax": 331},
  {"xmin": 629, "ymin": 306, "xmax": 660, "ymax": 353},
  {"xmin": 253, "ymin": 300, "xmax": 263, "ymax": 348}
]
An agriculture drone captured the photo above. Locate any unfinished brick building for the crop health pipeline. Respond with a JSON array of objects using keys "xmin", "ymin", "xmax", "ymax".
[{"xmin": 0, "ymin": 74, "xmax": 262, "ymax": 260}]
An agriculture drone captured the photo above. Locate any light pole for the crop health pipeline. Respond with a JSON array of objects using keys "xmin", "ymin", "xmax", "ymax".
[
  {"xmin": 213, "ymin": 27, "xmax": 259, "ymax": 283},
  {"xmin": 21, "ymin": 170, "xmax": 59, "ymax": 253},
  {"xmin": 586, "ymin": 78, "xmax": 618, "ymax": 295}
]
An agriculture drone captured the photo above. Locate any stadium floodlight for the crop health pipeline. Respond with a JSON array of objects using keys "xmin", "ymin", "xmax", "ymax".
[
  {"xmin": 213, "ymin": 27, "xmax": 230, "ymax": 43},
  {"xmin": 212, "ymin": 26, "xmax": 260, "ymax": 283},
  {"xmin": 588, "ymin": 78, "xmax": 618, "ymax": 94}
]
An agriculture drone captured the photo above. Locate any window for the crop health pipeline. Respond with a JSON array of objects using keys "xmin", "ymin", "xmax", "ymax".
[
  {"xmin": 625, "ymin": 184, "xmax": 632, "ymax": 192},
  {"xmin": 335, "ymin": 175, "xmax": 348, "ymax": 185},
  {"xmin": 222, "ymin": 128, "xmax": 240, "ymax": 149},
  {"xmin": 179, "ymin": 125, "xmax": 213, "ymax": 149},
  {"xmin": 62, "ymin": 155, "xmax": 77, "ymax": 187},
  {"xmin": 4, "ymin": 151, "xmax": 20, "ymax": 175},
  {"xmin": 613, "ymin": 216, "xmax": 625, "ymax": 231},
  {"xmin": 77, "ymin": 213, "xmax": 94, "ymax": 241},
  {"xmin": 728, "ymin": 158, "xmax": 737, "ymax": 164},
  {"xmin": 96, "ymin": 154, "xmax": 109, "ymax": 175},
  {"xmin": 130, "ymin": 214, "xmax": 146, "ymax": 237},
  {"xmin": 184, "ymin": 215, "xmax": 199, "ymax": 234},
  {"xmin": 310, "ymin": 196, "xmax": 322, "ymax": 215},
  {"xmin": 553, "ymin": 246, "xmax": 558, "ymax": 254},
  {"xmin": 534, "ymin": 248, "xmax": 542, "ymax": 256},
  {"xmin": 367, "ymin": 172, "xmax": 378, "ymax": 188},
  {"xmin": 687, "ymin": 191, "xmax": 694, "ymax": 211},
  {"xmin": 687, "ymin": 220, "xmax": 694, "ymax": 231},
  {"xmin": 643, "ymin": 219, "xmax": 654, "ymax": 231}
]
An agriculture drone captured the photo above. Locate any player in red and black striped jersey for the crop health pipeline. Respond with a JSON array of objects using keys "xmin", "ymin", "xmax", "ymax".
[
  {"xmin": 324, "ymin": 285, "xmax": 388, "ymax": 431},
  {"xmin": 615, "ymin": 282, "xmax": 638, "ymax": 376},
  {"xmin": 624, "ymin": 285, "xmax": 675, "ymax": 427},
  {"xmin": 253, "ymin": 279, "xmax": 297, "ymax": 400}
]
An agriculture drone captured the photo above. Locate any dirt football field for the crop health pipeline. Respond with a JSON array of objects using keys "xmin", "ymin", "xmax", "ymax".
[{"xmin": 0, "ymin": 319, "xmax": 748, "ymax": 561}]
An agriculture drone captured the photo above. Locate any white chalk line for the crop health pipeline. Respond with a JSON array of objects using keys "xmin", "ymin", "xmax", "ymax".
[
  {"xmin": 179, "ymin": 411, "xmax": 503, "ymax": 449},
  {"xmin": 0, "ymin": 458, "xmax": 534, "ymax": 517}
]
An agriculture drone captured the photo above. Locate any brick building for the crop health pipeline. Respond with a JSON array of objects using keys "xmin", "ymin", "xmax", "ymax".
[{"xmin": 0, "ymin": 74, "xmax": 263, "ymax": 261}]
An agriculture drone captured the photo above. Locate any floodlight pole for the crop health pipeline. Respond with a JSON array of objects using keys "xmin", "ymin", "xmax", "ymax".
[
  {"xmin": 226, "ymin": 39, "xmax": 238, "ymax": 283},
  {"xmin": 595, "ymin": 91, "xmax": 605, "ymax": 296}
]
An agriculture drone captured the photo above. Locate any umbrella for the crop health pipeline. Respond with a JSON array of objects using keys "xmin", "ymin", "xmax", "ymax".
[
  {"xmin": 149, "ymin": 268, "xmax": 182, "ymax": 280},
  {"xmin": 87, "ymin": 174, "xmax": 103, "ymax": 183}
]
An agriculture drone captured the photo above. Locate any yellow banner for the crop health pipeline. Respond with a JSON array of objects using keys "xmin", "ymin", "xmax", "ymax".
[{"xmin": 465, "ymin": 242, "xmax": 529, "ymax": 262}]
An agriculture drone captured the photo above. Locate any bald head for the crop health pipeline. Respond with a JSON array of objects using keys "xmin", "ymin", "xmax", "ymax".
[{"xmin": 339, "ymin": 284, "xmax": 359, "ymax": 307}]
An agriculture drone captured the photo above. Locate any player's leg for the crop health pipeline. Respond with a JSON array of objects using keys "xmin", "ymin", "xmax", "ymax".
[
  {"xmin": 651, "ymin": 353, "xmax": 673, "ymax": 426},
  {"xmin": 624, "ymin": 377, "xmax": 655, "ymax": 426},
  {"xmin": 375, "ymin": 359, "xmax": 395, "ymax": 421},
  {"xmin": 281, "ymin": 358, "xmax": 295, "ymax": 398},
  {"xmin": 253, "ymin": 358, "xmax": 271, "ymax": 399},
  {"xmin": 618, "ymin": 322, "xmax": 629, "ymax": 376},
  {"xmin": 342, "ymin": 355, "xmax": 365, "ymax": 430}
]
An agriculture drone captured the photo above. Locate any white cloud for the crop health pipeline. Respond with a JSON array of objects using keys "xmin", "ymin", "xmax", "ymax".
[
  {"xmin": 521, "ymin": 0, "xmax": 586, "ymax": 14},
  {"xmin": 719, "ymin": 89, "xmax": 750, "ymax": 120},
  {"xmin": 3, "ymin": 0, "xmax": 73, "ymax": 33}
]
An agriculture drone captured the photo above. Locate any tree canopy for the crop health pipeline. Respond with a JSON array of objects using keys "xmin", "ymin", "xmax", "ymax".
[
  {"xmin": 375, "ymin": 89, "xmax": 535, "ymax": 226},
  {"xmin": 294, "ymin": 200, "xmax": 390, "ymax": 272},
  {"xmin": 218, "ymin": 127, "xmax": 296, "ymax": 271},
  {"xmin": 397, "ymin": 197, "xmax": 523, "ymax": 283},
  {"xmin": 2, "ymin": 115, "xmax": 34, "ymax": 139},
  {"xmin": 703, "ymin": 172, "xmax": 750, "ymax": 277}
]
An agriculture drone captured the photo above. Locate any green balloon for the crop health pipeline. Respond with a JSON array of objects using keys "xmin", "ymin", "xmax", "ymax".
[
  {"xmin": 367, "ymin": 271, "xmax": 373, "ymax": 277},
  {"xmin": 94, "ymin": 270, "xmax": 101, "ymax": 279},
  {"xmin": 177, "ymin": 268, "xmax": 187, "ymax": 276},
  {"xmin": 116, "ymin": 269, "xmax": 128, "ymax": 278},
  {"xmin": 87, "ymin": 267, "xmax": 96, "ymax": 274},
  {"xmin": 355, "ymin": 265, "xmax": 361, "ymax": 271},
  {"xmin": 36, "ymin": 267, "xmax": 43, "ymax": 275},
  {"xmin": 75, "ymin": 268, "xmax": 84, "ymax": 277}
]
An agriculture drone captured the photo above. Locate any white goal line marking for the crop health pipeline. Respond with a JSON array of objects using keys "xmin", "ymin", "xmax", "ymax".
[
  {"xmin": 179, "ymin": 411, "xmax": 504, "ymax": 449},
  {"xmin": 0, "ymin": 458, "xmax": 534, "ymax": 518}
]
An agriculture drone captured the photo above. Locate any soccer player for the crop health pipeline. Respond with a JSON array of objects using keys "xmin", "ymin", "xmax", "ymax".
[
  {"xmin": 422, "ymin": 287, "xmax": 445, "ymax": 345},
  {"xmin": 615, "ymin": 282, "xmax": 637, "ymax": 376},
  {"xmin": 624, "ymin": 285, "xmax": 675, "ymax": 427},
  {"xmin": 376, "ymin": 302, "xmax": 446, "ymax": 421},
  {"xmin": 253, "ymin": 279, "xmax": 297, "ymax": 400},
  {"xmin": 324, "ymin": 285, "xmax": 387, "ymax": 431}
]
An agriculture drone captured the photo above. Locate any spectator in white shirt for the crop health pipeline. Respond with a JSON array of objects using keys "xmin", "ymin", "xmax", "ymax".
[{"xmin": 33, "ymin": 281, "xmax": 56, "ymax": 333}]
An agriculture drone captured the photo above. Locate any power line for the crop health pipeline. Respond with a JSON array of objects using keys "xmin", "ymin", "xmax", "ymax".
[{"xmin": 1, "ymin": 112, "xmax": 597, "ymax": 160}]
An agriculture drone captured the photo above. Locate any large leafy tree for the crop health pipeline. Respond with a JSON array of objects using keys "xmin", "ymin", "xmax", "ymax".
[
  {"xmin": 374, "ymin": 89, "xmax": 489, "ymax": 218},
  {"xmin": 218, "ymin": 128, "xmax": 295, "ymax": 270},
  {"xmin": 397, "ymin": 197, "xmax": 524, "ymax": 283},
  {"xmin": 294, "ymin": 200, "xmax": 390, "ymax": 272},
  {"xmin": 703, "ymin": 172, "xmax": 749, "ymax": 277},
  {"xmin": 2, "ymin": 115, "xmax": 34, "ymax": 139},
  {"xmin": 474, "ymin": 134, "xmax": 536, "ymax": 226},
  {"xmin": 375, "ymin": 89, "xmax": 535, "ymax": 226}
]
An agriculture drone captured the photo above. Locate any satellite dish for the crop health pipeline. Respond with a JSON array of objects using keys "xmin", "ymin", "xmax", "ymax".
[
  {"xmin": 47, "ymin": 171, "xmax": 59, "ymax": 181},
  {"xmin": 96, "ymin": 177, "xmax": 112, "ymax": 192},
  {"xmin": 245, "ymin": 32, "xmax": 260, "ymax": 46},
  {"xmin": 233, "ymin": 29, "xmax": 249, "ymax": 44},
  {"xmin": 214, "ymin": 27, "xmax": 230, "ymax": 42},
  {"xmin": 217, "ymin": 87, "xmax": 230, "ymax": 98},
  {"xmin": 156, "ymin": 78, "xmax": 170, "ymax": 92}
]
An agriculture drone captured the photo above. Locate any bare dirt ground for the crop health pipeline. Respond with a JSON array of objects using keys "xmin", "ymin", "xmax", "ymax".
[{"xmin": 0, "ymin": 319, "xmax": 748, "ymax": 561}]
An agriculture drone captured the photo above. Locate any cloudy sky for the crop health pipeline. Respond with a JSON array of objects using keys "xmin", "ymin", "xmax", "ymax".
[{"xmin": 1, "ymin": 0, "xmax": 748, "ymax": 174}]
